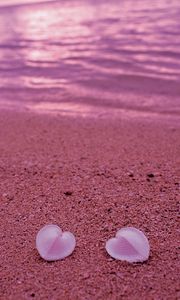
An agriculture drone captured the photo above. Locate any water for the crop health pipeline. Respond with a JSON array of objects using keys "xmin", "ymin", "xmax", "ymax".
[{"xmin": 0, "ymin": 0, "xmax": 180, "ymax": 118}]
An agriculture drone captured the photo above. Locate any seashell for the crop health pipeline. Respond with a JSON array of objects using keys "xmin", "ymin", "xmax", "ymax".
[
  {"xmin": 105, "ymin": 227, "xmax": 150, "ymax": 263},
  {"xmin": 36, "ymin": 224, "xmax": 76, "ymax": 261}
]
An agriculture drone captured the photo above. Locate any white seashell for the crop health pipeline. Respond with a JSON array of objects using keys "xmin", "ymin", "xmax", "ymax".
[
  {"xmin": 36, "ymin": 224, "xmax": 76, "ymax": 261},
  {"xmin": 105, "ymin": 227, "xmax": 150, "ymax": 263}
]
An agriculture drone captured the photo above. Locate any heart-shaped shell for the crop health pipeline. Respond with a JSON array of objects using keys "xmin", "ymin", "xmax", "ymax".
[
  {"xmin": 36, "ymin": 224, "xmax": 76, "ymax": 261},
  {"xmin": 105, "ymin": 227, "xmax": 150, "ymax": 263}
]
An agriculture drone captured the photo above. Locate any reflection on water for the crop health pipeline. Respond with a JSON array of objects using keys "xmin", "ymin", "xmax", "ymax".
[{"xmin": 0, "ymin": 0, "xmax": 180, "ymax": 117}]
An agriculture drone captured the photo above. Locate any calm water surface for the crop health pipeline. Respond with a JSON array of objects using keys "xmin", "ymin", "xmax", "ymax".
[{"xmin": 0, "ymin": 0, "xmax": 180, "ymax": 117}]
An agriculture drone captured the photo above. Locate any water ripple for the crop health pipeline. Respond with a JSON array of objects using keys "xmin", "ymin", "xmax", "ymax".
[{"xmin": 0, "ymin": 0, "xmax": 180, "ymax": 116}]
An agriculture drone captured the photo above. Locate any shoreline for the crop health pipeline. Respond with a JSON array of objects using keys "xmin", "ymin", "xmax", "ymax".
[{"xmin": 0, "ymin": 108, "xmax": 179, "ymax": 299}]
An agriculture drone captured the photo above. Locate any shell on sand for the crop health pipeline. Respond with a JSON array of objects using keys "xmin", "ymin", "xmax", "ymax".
[
  {"xmin": 36, "ymin": 224, "xmax": 76, "ymax": 261},
  {"xmin": 105, "ymin": 227, "xmax": 150, "ymax": 263}
]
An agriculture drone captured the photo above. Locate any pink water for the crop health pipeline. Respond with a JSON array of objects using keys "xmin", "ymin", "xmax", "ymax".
[{"xmin": 0, "ymin": 0, "xmax": 180, "ymax": 118}]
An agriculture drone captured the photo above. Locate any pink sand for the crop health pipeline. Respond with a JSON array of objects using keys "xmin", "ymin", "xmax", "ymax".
[{"xmin": 0, "ymin": 109, "xmax": 179, "ymax": 299}]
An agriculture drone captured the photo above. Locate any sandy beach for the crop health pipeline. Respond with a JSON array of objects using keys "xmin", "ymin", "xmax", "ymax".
[
  {"xmin": 0, "ymin": 0, "xmax": 180, "ymax": 298},
  {"xmin": 0, "ymin": 108, "xmax": 179, "ymax": 299}
]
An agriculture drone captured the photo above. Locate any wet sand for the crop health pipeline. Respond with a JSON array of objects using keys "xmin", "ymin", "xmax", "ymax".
[{"xmin": 0, "ymin": 108, "xmax": 179, "ymax": 300}]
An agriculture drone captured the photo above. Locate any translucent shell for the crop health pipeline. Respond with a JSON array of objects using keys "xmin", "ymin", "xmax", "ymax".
[
  {"xmin": 36, "ymin": 224, "xmax": 76, "ymax": 261},
  {"xmin": 105, "ymin": 227, "xmax": 150, "ymax": 263}
]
